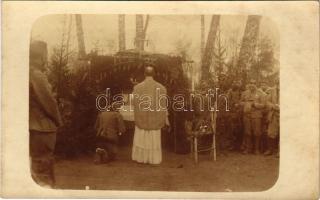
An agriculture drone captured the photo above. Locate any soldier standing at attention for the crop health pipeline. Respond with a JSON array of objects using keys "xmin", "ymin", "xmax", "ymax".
[
  {"xmin": 259, "ymin": 80, "xmax": 271, "ymax": 153},
  {"xmin": 29, "ymin": 40, "xmax": 63, "ymax": 187},
  {"xmin": 240, "ymin": 79, "xmax": 266, "ymax": 155},
  {"xmin": 227, "ymin": 80, "xmax": 243, "ymax": 151},
  {"xmin": 264, "ymin": 79, "xmax": 280, "ymax": 156}
]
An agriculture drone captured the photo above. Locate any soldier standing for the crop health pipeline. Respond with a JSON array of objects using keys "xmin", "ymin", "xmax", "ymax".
[
  {"xmin": 264, "ymin": 79, "xmax": 280, "ymax": 156},
  {"xmin": 29, "ymin": 40, "xmax": 63, "ymax": 187},
  {"xmin": 240, "ymin": 79, "xmax": 266, "ymax": 154},
  {"xmin": 227, "ymin": 80, "xmax": 242, "ymax": 151},
  {"xmin": 259, "ymin": 80, "xmax": 271, "ymax": 153}
]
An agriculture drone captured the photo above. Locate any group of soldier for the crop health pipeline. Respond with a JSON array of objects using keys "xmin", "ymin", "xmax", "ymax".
[{"xmin": 224, "ymin": 78, "xmax": 280, "ymax": 156}]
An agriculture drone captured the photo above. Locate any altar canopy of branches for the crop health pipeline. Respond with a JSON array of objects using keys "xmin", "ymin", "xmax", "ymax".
[
  {"xmin": 88, "ymin": 49, "xmax": 190, "ymax": 152},
  {"xmin": 89, "ymin": 49, "xmax": 187, "ymax": 95}
]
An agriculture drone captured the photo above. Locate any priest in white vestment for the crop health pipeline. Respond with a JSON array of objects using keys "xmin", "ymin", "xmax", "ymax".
[{"xmin": 131, "ymin": 66, "xmax": 169, "ymax": 164}]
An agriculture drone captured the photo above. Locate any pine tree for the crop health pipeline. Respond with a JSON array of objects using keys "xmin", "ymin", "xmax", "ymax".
[
  {"xmin": 211, "ymin": 29, "xmax": 227, "ymax": 77},
  {"xmin": 47, "ymin": 15, "xmax": 75, "ymax": 103}
]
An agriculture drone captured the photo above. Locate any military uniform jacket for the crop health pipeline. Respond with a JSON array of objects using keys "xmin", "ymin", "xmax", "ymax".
[
  {"xmin": 266, "ymin": 87, "xmax": 280, "ymax": 120},
  {"xmin": 29, "ymin": 68, "xmax": 62, "ymax": 132},
  {"xmin": 241, "ymin": 88, "xmax": 266, "ymax": 118},
  {"xmin": 227, "ymin": 88, "xmax": 241, "ymax": 112},
  {"xmin": 95, "ymin": 111, "xmax": 126, "ymax": 140}
]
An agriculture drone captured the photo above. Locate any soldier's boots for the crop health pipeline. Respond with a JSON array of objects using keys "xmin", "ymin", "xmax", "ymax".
[
  {"xmin": 242, "ymin": 135, "xmax": 252, "ymax": 154},
  {"xmin": 240, "ymin": 141, "xmax": 246, "ymax": 151},
  {"xmin": 31, "ymin": 157, "xmax": 55, "ymax": 188},
  {"xmin": 264, "ymin": 149, "xmax": 273, "ymax": 156},
  {"xmin": 254, "ymin": 149, "xmax": 260, "ymax": 155},
  {"xmin": 254, "ymin": 136, "xmax": 261, "ymax": 155},
  {"xmin": 94, "ymin": 148, "xmax": 109, "ymax": 164},
  {"xmin": 264, "ymin": 138, "xmax": 275, "ymax": 156},
  {"xmin": 242, "ymin": 148, "xmax": 250, "ymax": 154},
  {"xmin": 242, "ymin": 136, "xmax": 262, "ymax": 155}
]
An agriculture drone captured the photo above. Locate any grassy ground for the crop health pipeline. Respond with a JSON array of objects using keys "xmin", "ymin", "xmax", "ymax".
[{"xmin": 54, "ymin": 147, "xmax": 279, "ymax": 192}]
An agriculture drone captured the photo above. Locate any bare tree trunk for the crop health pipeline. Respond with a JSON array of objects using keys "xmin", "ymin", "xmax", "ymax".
[
  {"xmin": 65, "ymin": 14, "xmax": 73, "ymax": 63},
  {"xmin": 118, "ymin": 14, "xmax": 126, "ymax": 51},
  {"xmin": 75, "ymin": 14, "xmax": 86, "ymax": 59},
  {"xmin": 237, "ymin": 15, "xmax": 261, "ymax": 83},
  {"xmin": 135, "ymin": 15, "xmax": 144, "ymax": 51},
  {"xmin": 143, "ymin": 15, "xmax": 150, "ymax": 40},
  {"xmin": 201, "ymin": 15, "xmax": 205, "ymax": 60},
  {"xmin": 201, "ymin": 15, "xmax": 220, "ymax": 81}
]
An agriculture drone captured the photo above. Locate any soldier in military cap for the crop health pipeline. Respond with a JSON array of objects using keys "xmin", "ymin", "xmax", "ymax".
[
  {"xmin": 240, "ymin": 79, "xmax": 266, "ymax": 154},
  {"xmin": 29, "ymin": 40, "xmax": 63, "ymax": 187}
]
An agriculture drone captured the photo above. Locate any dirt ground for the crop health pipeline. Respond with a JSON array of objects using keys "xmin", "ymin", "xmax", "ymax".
[{"xmin": 54, "ymin": 147, "xmax": 279, "ymax": 192}]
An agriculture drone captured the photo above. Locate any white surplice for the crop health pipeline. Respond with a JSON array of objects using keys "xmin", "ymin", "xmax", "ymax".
[{"xmin": 131, "ymin": 126, "xmax": 162, "ymax": 164}]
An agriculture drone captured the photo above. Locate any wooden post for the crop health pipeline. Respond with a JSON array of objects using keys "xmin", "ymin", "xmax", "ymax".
[
  {"xmin": 211, "ymin": 104, "xmax": 217, "ymax": 161},
  {"xmin": 213, "ymin": 132, "xmax": 216, "ymax": 161},
  {"xmin": 194, "ymin": 136, "xmax": 198, "ymax": 164},
  {"xmin": 190, "ymin": 136, "xmax": 194, "ymax": 158}
]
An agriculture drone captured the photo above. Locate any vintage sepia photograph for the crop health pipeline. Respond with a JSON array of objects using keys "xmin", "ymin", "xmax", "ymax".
[{"xmin": 29, "ymin": 14, "xmax": 280, "ymax": 191}]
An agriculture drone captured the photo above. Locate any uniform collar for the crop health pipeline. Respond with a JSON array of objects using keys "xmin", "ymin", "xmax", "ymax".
[{"xmin": 145, "ymin": 76, "xmax": 154, "ymax": 81}]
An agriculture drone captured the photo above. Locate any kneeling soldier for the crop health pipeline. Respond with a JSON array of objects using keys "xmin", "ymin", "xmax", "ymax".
[{"xmin": 94, "ymin": 104, "xmax": 126, "ymax": 164}]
